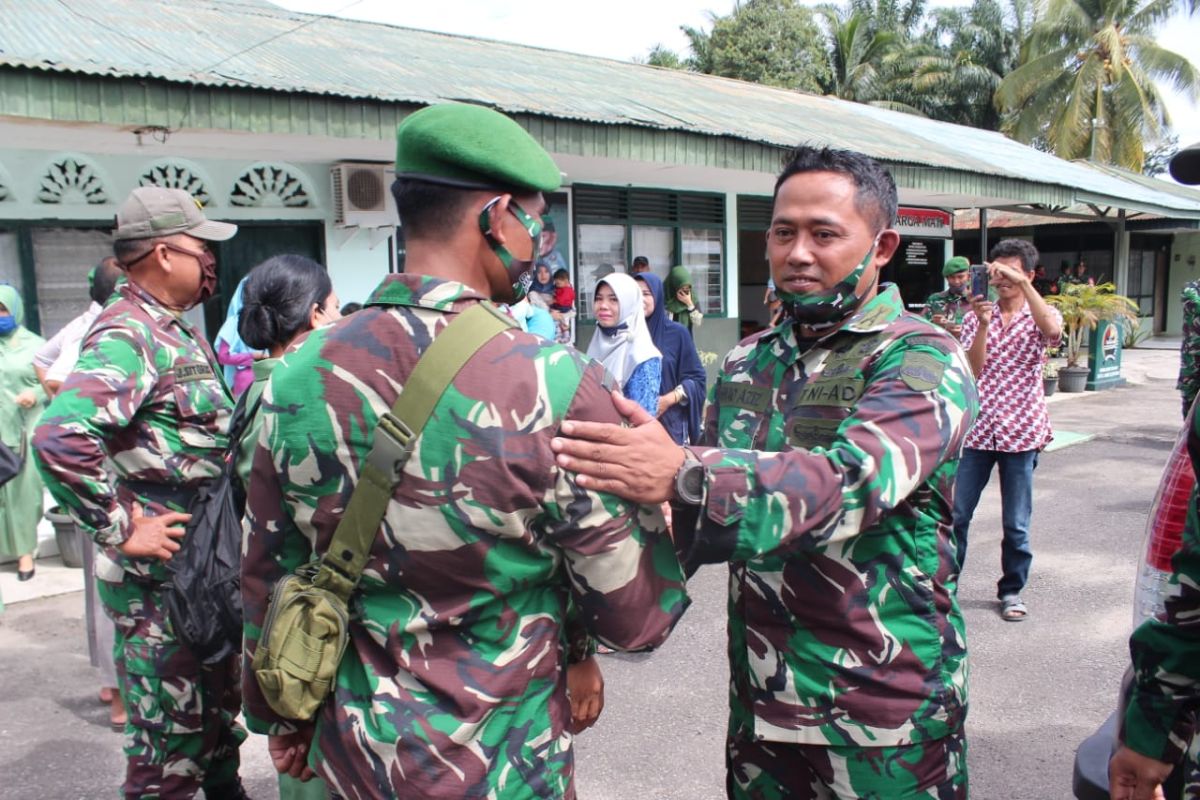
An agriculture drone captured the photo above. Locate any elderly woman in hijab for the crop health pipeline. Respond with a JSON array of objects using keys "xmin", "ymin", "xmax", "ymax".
[
  {"xmin": 214, "ymin": 276, "xmax": 261, "ymax": 396},
  {"xmin": 586, "ymin": 272, "xmax": 662, "ymax": 416},
  {"xmin": 0, "ymin": 284, "xmax": 47, "ymax": 581},
  {"xmin": 634, "ymin": 272, "xmax": 706, "ymax": 445},
  {"xmin": 666, "ymin": 265, "xmax": 704, "ymax": 334}
]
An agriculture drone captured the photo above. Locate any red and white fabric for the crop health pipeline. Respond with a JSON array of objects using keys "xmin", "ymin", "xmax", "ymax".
[{"xmin": 961, "ymin": 303, "xmax": 1062, "ymax": 452}]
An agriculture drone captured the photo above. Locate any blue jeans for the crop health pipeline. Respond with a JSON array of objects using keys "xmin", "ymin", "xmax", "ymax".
[{"xmin": 952, "ymin": 448, "xmax": 1039, "ymax": 599}]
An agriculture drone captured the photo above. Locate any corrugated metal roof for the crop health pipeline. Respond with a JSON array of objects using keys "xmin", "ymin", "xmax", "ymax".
[{"xmin": 2, "ymin": 0, "xmax": 1200, "ymax": 217}]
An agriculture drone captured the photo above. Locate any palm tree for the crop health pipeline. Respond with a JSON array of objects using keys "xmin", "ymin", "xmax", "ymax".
[
  {"xmin": 819, "ymin": 9, "xmax": 909, "ymax": 106},
  {"xmin": 996, "ymin": 0, "xmax": 1199, "ymax": 171},
  {"xmin": 902, "ymin": 0, "xmax": 1029, "ymax": 129}
]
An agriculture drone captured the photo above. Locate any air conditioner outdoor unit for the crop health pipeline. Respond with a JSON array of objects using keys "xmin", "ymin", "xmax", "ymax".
[{"xmin": 331, "ymin": 163, "xmax": 395, "ymax": 228}]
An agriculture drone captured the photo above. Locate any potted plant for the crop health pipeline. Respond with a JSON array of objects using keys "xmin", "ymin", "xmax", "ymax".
[
  {"xmin": 1042, "ymin": 359, "xmax": 1059, "ymax": 397},
  {"xmin": 1045, "ymin": 282, "xmax": 1140, "ymax": 393}
]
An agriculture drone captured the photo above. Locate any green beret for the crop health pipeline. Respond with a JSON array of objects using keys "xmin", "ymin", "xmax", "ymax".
[
  {"xmin": 395, "ymin": 103, "xmax": 562, "ymax": 193},
  {"xmin": 943, "ymin": 256, "xmax": 970, "ymax": 277}
]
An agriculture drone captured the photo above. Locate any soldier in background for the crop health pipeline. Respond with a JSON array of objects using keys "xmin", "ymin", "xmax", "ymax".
[
  {"xmin": 239, "ymin": 103, "xmax": 688, "ymax": 799},
  {"xmin": 922, "ymin": 255, "xmax": 972, "ymax": 339},
  {"xmin": 33, "ymin": 187, "xmax": 246, "ymax": 799},
  {"xmin": 552, "ymin": 145, "xmax": 979, "ymax": 798},
  {"xmin": 1109, "ymin": 141, "xmax": 1200, "ymax": 800}
]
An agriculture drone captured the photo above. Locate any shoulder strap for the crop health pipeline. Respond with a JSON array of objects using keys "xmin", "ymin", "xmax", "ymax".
[{"xmin": 314, "ymin": 302, "xmax": 516, "ymax": 600}]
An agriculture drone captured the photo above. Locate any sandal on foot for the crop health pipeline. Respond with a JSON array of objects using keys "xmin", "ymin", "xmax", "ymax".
[{"xmin": 1000, "ymin": 595, "xmax": 1028, "ymax": 622}]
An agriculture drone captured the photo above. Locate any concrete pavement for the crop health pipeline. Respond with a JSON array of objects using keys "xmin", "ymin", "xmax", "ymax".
[{"xmin": 0, "ymin": 344, "xmax": 1185, "ymax": 799}]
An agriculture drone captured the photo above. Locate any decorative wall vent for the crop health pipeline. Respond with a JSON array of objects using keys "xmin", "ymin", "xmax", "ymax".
[
  {"xmin": 229, "ymin": 163, "xmax": 312, "ymax": 208},
  {"xmin": 36, "ymin": 156, "xmax": 109, "ymax": 205},
  {"xmin": 139, "ymin": 161, "xmax": 212, "ymax": 206}
]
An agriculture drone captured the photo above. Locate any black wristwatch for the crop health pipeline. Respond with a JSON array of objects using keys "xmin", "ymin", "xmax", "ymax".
[{"xmin": 673, "ymin": 449, "xmax": 704, "ymax": 505}]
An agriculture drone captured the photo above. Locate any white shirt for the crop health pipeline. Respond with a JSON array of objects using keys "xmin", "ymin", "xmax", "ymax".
[{"xmin": 33, "ymin": 301, "xmax": 103, "ymax": 383}]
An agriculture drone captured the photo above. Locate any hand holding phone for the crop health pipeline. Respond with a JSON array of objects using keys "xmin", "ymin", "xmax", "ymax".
[{"xmin": 969, "ymin": 264, "xmax": 989, "ymax": 299}]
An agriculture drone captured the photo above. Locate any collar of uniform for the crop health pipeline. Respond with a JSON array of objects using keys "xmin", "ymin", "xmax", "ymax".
[
  {"xmin": 120, "ymin": 279, "xmax": 185, "ymax": 330},
  {"xmin": 365, "ymin": 274, "xmax": 489, "ymax": 311},
  {"xmin": 251, "ymin": 355, "xmax": 281, "ymax": 382},
  {"xmin": 760, "ymin": 282, "xmax": 905, "ymax": 363},
  {"xmin": 837, "ymin": 283, "xmax": 905, "ymax": 334}
]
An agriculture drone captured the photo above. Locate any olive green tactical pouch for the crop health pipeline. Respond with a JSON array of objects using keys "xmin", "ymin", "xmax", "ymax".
[
  {"xmin": 251, "ymin": 303, "xmax": 514, "ymax": 722},
  {"xmin": 251, "ymin": 564, "xmax": 350, "ymax": 720}
]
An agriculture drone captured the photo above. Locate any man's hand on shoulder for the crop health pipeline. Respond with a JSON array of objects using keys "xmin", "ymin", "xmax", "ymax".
[
  {"xmin": 552, "ymin": 390, "xmax": 682, "ymax": 504},
  {"xmin": 117, "ymin": 502, "xmax": 190, "ymax": 561}
]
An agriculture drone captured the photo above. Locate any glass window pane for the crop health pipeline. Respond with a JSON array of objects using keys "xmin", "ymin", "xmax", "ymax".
[
  {"xmin": 32, "ymin": 227, "xmax": 113, "ymax": 338},
  {"xmin": 681, "ymin": 228, "xmax": 724, "ymax": 316},
  {"xmin": 630, "ymin": 226, "xmax": 674, "ymax": 277},
  {"xmin": 577, "ymin": 224, "xmax": 626, "ymax": 319}
]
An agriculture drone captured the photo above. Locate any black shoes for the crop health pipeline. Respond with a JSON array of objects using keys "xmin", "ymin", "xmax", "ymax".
[{"xmin": 17, "ymin": 566, "xmax": 34, "ymax": 581}]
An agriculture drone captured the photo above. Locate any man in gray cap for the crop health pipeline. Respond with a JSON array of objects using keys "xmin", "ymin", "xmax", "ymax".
[
  {"xmin": 1109, "ymin": 143, "xmax": 1200, "ymax": 800},
  {"xmin": 34, "ymin": 187, "xmax": 248, "ymax": 799}
]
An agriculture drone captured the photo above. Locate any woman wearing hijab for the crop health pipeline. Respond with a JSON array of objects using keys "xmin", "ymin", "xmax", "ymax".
[
  {"xmin": 526, "ymin": 262, "xmax": 556, "ymax": 311},
  {"xmin": 215, "ymin": 276, "xmax": 260, "ymax": 397},
  {"xmin": 587, "ymin": 272, "xmax": 662, "ymax": 416},
  {"xmin": 634, "ymin": 273, "xmax": 706, "ymax": 445},
  {"xmin": 0, "ymin": 284, "xmax": 47, "ymax": 581},
  {"xmin": 666, "ymin": 265, "xmax": 704, "ymax": 334}
]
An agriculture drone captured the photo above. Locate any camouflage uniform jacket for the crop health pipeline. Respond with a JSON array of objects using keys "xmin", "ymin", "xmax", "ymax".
[
  {"xmin": 241, "ymin": 275, "xmax": 689, "ymax": 800},
  {"xmin": 1177, "ymin": 280, "xmax": 1200, "ymax": 415},
  {"xmin": 1123, "ymin": 409, "xmax": 1200, "ymax": 764},
  {"xmin": 33, "ymin": 280, "xmax": 232, "ymax": 583},
  {"xmin": 922, "ymin": 289, "xmax": 972, "ymax": 325},
  {"xmin": 676, "ymin": 285, "xmax": 979, "ymax": 748}
]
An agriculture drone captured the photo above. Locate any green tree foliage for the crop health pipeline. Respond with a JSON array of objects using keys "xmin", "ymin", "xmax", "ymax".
[
  {"xmin": 897, "ymin": 0, "xmax": 1030, "ymax": 128},
  {"xmin": 818, "ymin": 9, "xmax": 901, "ymax": 103},
  {"xmin": 685, "ymin": 0, "xmax": 831, "ymax": 92},
  {"xmin": 643, "ymin": 45, "xmax": 686, "ymax": 69},
  {"xmin": 996, "ymin": 0, "xmax": 1199, "ymax": 171}
]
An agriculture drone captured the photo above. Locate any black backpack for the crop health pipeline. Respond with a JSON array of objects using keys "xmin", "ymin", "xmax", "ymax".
[{"xmin": 165, "ymin": 391, "xmax": 261, "ymax": 665}]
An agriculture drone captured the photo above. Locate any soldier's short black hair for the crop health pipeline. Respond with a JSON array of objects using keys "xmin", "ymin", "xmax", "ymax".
[
  {"xmin": 774, "ymin": 145, "xmax": 898, "ymax": 232},
  {"xmin": 391, "ymin": 178, "xmax": 475, "ymax": 240},
  {"xmin": 239, "ymin": 254, "xmax": 333, "ymax": 351},
  {"xmin": 111, "ymin": 237, "xmax": 161, "ymax": 268},
  {"xmin": 989, "ymin": 238, "xmax": 1039, "ymax": 273},
  {"xmin": 90, "ymin": 257, "xmax": 123, "ymax": 304}
]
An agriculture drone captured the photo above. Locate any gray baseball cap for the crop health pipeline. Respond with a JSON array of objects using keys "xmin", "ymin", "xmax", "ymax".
[{"xmin": 113, "ymin": 187, "xmax": 238, "ymax": 242}]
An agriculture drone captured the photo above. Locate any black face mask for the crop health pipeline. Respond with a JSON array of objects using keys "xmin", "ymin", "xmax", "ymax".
[{"xmin": 479, "ymin": 197, "xmax": 543, "ymax": 302}]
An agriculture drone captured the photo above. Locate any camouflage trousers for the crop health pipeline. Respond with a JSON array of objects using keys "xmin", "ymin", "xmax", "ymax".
[
  {"xmin": 727, "ymin": 730, "xmax": 967, "ymax": 800},
  {"xmin": 98, "ymin": 575, "xmax": 247, "ymax": 799}
]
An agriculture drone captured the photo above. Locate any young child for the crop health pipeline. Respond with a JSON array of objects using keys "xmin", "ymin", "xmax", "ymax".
[{"xmin": 549, "ymin": 268, "xmax": 576, "ymax": 345}]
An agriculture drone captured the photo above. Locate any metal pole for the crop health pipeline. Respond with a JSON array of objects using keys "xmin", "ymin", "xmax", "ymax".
[{"xmin": 979, "ymin": 208, "xmax": 989, "ymax": 263}]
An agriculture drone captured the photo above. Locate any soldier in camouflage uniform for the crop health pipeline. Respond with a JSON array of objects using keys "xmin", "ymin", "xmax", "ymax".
[
  {"xmin": 240, "ymin": 103, "xmax": 688, "ymax": 800},
  {"xmin": 922, "ymin": 255, "xmax": 972, "ymax": 339},
  {"xmin": 553, "ymin": 146, "xmax": 979, "ymax": 798},
  {"xmin": 1177, "ymin": 280, "xmax": 1200, "ymax": 417},
  {"xmin": 1109, "ymin": 143, "xmax": 1200, "ymax": 800},
  {"xmin": 33, "ymin": 187, "xmax": 247, "ymax": 799}
]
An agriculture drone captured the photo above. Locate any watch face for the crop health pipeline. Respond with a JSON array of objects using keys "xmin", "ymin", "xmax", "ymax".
[{"xmin": 682, "ymin": 464, "xmax": 703, "ymax": 501}]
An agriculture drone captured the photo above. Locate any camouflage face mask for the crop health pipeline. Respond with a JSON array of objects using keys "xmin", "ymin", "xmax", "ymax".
[
  {"xmin": 479, "ymin": 197, "xmax": 544, "ymax": 302},
  {"xmin": 777, "ymin": 235, "xmax": 881, "ymax": 332}
]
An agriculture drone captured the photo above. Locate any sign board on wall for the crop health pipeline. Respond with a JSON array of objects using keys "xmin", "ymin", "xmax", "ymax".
[{"xmin": 895, "ymin": 207, "xmax": 953, "ymax": 239}]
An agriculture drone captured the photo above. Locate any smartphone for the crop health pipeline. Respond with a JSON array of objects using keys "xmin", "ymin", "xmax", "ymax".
[{"xmin": 969, "ymin": 264, "xmax": 989, "ymax": 299}]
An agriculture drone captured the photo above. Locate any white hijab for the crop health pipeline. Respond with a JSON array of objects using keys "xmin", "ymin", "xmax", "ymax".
[{"xmin": 586, "ymin": 272, "xmax": 661, "ymax": 387}]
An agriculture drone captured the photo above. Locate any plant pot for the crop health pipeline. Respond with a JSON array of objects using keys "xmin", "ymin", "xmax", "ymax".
[
  {"xmin": 45, "ymin": 507, "xmax": 85, "ymax": 569},
  {"xmin": 1043, "ymin": 376, "xmax": 1058, "ymax": 396},
  {"xmin": 1058, "ymin": 366, "xmax": 1089, "ymax": 393}
]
